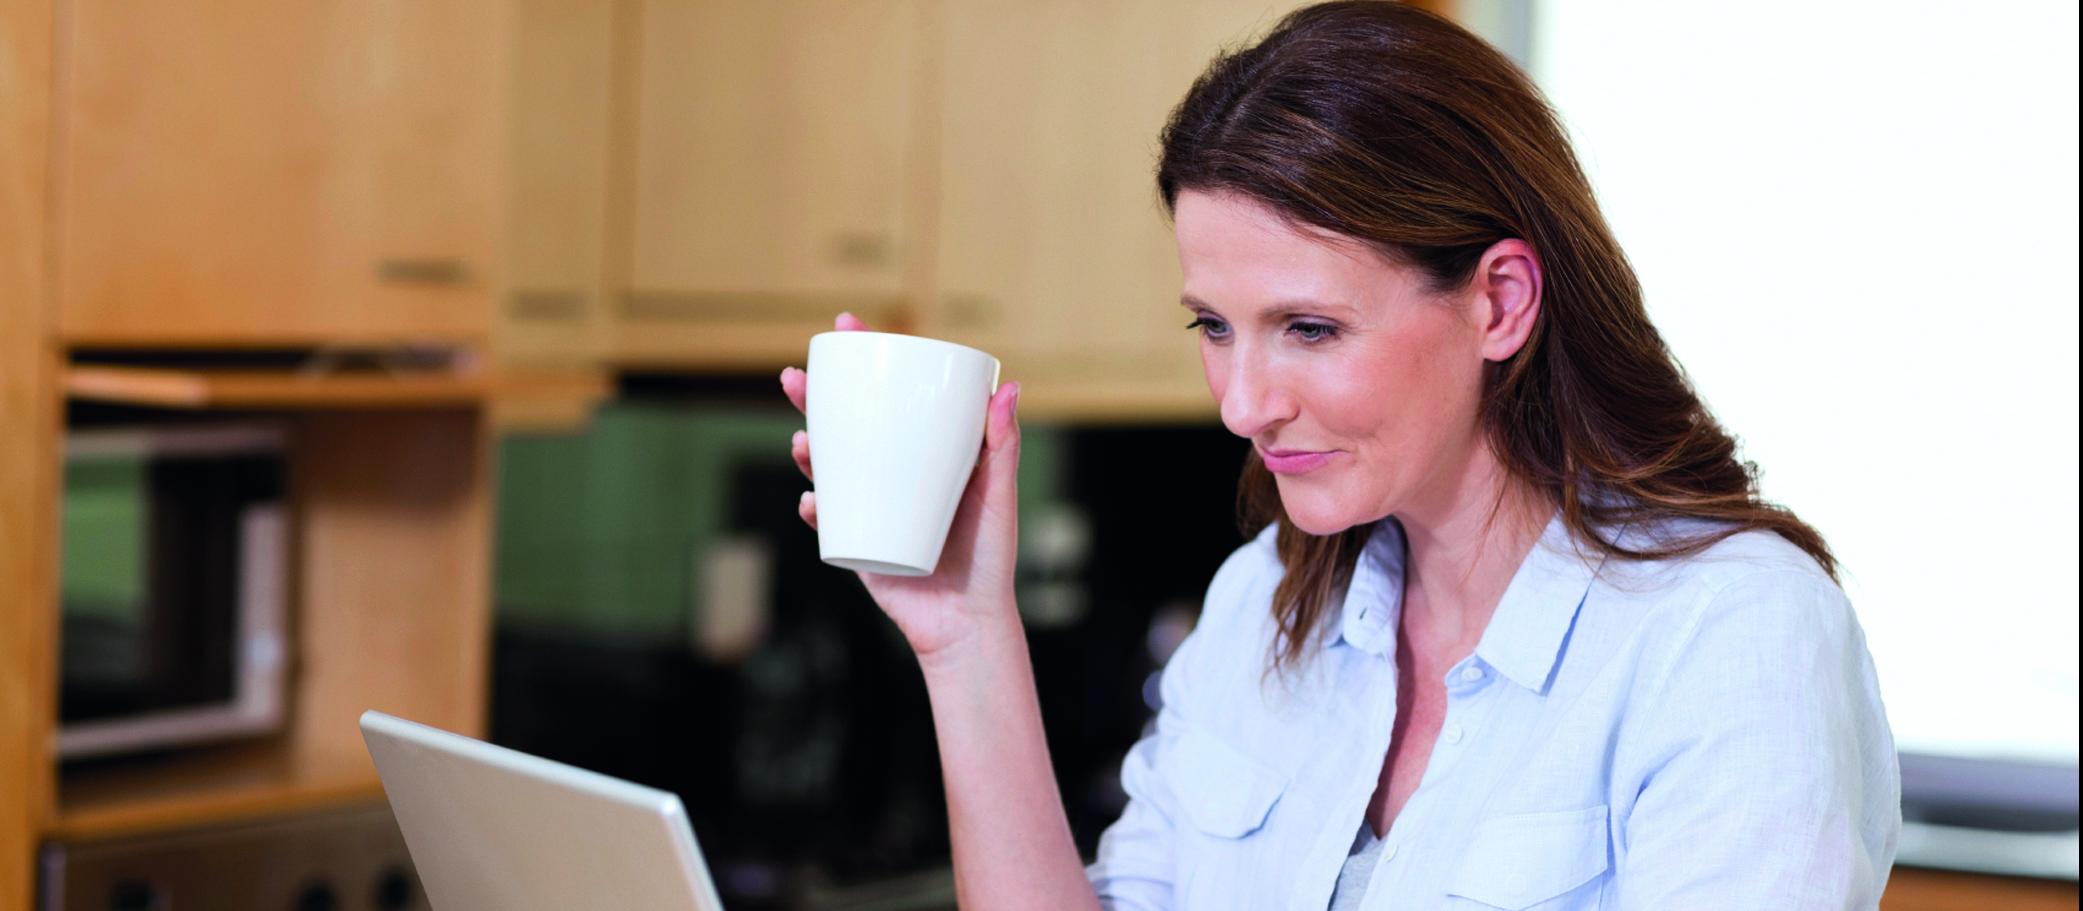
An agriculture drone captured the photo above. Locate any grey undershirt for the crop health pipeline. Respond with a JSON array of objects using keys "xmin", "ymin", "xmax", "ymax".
[{"xmin": 1327, "ymin": 821, "xmax": 1387, "ymax": 910}]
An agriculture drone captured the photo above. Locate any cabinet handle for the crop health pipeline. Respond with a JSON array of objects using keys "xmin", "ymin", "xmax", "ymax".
[
  {"xmin": 508, "ymin": 291, "xmax": 587, "ymax": 322},
  {"xmin": 831, "ymin": 232, "xmax": 893, "ymax": 268},
  {"xmin": 941, "ymin": 293, "xmax": 997, "ymax": 328},
  {"xmin": 377, "ymin": 258, "xmax": 470, "ymax": 285}
]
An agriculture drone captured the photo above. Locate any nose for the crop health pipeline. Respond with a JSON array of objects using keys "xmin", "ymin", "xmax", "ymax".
[{"xmin": 1217, "ymin": 348, "xmax": 1295, "ymax": 440}]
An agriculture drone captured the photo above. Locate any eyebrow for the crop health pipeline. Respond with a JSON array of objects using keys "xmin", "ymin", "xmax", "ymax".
[{"xmin": 1179, "ymin": 295, "xmax": 1357, "ymax": 321}]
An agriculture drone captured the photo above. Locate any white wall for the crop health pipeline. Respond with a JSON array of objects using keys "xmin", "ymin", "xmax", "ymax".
[{"xmin": 1531, "ymin": 1, "xmax": 2079, "ymax": 762}]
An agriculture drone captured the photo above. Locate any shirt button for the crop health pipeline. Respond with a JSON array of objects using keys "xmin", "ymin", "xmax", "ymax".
[
  {"xmin": 1382, "ymin": 844, "xmax": 1398, "ymax": 862},
  {"xmin": 1442, "ymin": 724, "xmax": 1464, "ymax": 744},
  {"xmin": 1460, "ymin": 666, "xmax": 1484, "ymax": 682}
]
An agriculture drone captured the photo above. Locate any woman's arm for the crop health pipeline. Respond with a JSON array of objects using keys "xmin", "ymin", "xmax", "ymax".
[
  {"xmin": 920, "ymin": 611, "xmax": 1102, "ymax": 911},
  {"xmin": 782, "ymin": 312, "xmax": 1099, "ymax": 909}
]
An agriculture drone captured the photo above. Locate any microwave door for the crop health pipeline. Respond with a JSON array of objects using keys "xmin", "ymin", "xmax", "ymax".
[{"xmin": 57, "ymin": 427, "xmax": 289, "ymax": 760}]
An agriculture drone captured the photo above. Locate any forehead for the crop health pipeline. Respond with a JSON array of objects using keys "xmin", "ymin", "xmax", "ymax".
[{"xmin": 1172, "ymin": 190, "xmax": 1415, "ymax": 309}]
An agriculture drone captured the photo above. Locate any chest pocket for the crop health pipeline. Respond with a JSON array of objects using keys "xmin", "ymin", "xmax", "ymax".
[
  {"xmin": 1446, "ymin": 804, "xmax": 1610, "ymax": 909},
  {"xmin": 1162, "ymin": 727, "xmax": 1289, "ymax": 838}
]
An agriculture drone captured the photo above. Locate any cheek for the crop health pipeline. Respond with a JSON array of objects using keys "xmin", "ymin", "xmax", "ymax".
[
  {"xmin": 1317, "ymin": 342, "xmax": 1429, "ymax": 439},
  {"xmin": 1200, "ymin": 342, "xmax": 1238, "ymax": 405},
  {"xmin": 1333, "ymin": 334, "xmax": 1480, "ymax": 459}
]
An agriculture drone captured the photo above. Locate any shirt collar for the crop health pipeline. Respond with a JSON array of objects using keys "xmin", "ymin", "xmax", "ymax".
[
  {"xmin": 1328, "ymin": 509, "xmax": 1608, "ymax": 694},
  {"xmin": 1326, "ymin": 519, "xmax": 1407, "ymax": 656},
  {"xmin": 1473, "ymin": 510, "xmax": 1608, "ymax": 693}
]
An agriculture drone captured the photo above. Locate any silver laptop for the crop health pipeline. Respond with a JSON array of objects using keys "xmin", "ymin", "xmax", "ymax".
[{"xmin": 360, "ymin": 710, "xmax": 727, "ymax": 910}]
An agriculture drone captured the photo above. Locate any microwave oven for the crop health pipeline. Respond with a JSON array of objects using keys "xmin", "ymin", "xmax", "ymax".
[{"xmin": 57, "ymin": 424, "xmax": 290, "ymax": 760}]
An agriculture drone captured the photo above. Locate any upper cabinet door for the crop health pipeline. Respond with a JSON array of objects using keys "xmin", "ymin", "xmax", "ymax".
[
  {"xmin": 503, "ymin": 0, "xmax": 617, "ymax": 367},
  {"xmin": 927, "ymin": 0, "xmax": 1296, "ymax": 401},
  {"xmin": 55, "ymin": 1, "xmax": 508, "ymax": 347},
  {"xmin": 623, "ymin": 0, "xmax": 924, "ymax": 321}
]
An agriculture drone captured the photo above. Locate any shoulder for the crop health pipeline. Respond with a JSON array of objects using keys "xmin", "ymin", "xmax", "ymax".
[
  {"xmin": 1598, "ymin": 526, "xmax": 1897, "ymax": 819},
  {"xmin": 1599, "ymin": 519, "xmax": 1843, "ymax": 616},
  {"xmin": 1595, "ymin": 521, "xmax": 1862, "ymax": 691},
  {"xmin": 1194, "ymin": 521, "xmax": 1286, "ymax": 632},
  {"xmin": 1161, "ymin": 522, "xmax": 1290, "ymax": 702}
]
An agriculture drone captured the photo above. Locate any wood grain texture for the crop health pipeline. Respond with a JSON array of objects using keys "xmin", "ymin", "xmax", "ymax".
[
  {"xmin": 1882, "ymin": 867, "xmax": 2079, "ymax": 911},
  {"xmin": 9, "ymin": 5, "xmax": 501, "ymax": 897},
  {"xmin": 44, "ymin": 410, "xmax": 494, "ymax": 851},
  {"xmin": 63, "ymin": 364, "xmax": 495, "ymax": 409},
  {"xmin": 52, "ymin": 0, "xmax": 510, "ymax": 346},
  {"xmin": 289, "ymin": 410, "xmax": 493, "ymax": 775},
  {"xmin": 923, "ymin": 0, "xmax": 1300, "ymax": 404},
  {"xmin": 625, "ymin": 0, "xmax": 923, "ymax": 299},
  {"xmin": 51, "ymin": 741, "xmax": 383, "ymax": 842},
  {"xmin": 502, "ymin": 0, "xmax": 616, "ymax": 368},
  {"xmin": 65, "ymin": 364, "xmax": 600, "ymax": 414},
  {"xmin": 0, "ymin": 0, "xmax": 59, "ymax": 905},
  {"xmin": 1401, "ymin": 0, "xmax": 1460, "ymax": 21}
]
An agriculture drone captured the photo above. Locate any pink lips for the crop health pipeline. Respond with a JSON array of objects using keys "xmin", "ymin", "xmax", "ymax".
[{"xmin": 1259, "ymin": 447, "xmax": 1336, "ymax": 474}]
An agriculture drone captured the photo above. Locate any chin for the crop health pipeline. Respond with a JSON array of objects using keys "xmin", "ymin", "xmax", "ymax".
[{"xmin": 1276, "ymin": 485, "xmax": 1368, "ymax": 537}]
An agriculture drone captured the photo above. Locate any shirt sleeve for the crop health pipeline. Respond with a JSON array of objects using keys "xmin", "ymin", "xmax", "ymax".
[
  {"xmin": 1085, "ymin": 530, "xmax": 1271, "ymax": 910},
  {"xmin": 1613, "ymin": 569, "xmax": 1901, "ymax": 910},
  {"xmin": 1084, "ymin": 688, "xmax": 1188, "ymax": 910}
]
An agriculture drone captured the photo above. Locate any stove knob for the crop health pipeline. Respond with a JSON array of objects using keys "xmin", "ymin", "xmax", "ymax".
[
  {"xmin": 109, "ymin": 879, "xmax": 159, "ymax": 911},
  {"xmin": 295, "ymin": 880, "xmax": 338, "ymax": 911},
  {"xmin": 375, "ymin": 867, "xmax": 416, "ymax": 910}
]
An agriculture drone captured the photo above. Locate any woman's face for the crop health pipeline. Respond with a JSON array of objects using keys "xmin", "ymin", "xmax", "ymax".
[{"xmin": 1173, "ymin": 190, "xmax": 1531, "ymax": 536}]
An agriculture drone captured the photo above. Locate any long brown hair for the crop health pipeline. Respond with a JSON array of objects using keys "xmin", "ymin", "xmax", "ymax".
[{"xmin": 1157, "ymin": 1, "xmax": 1838, "ymax": 670}]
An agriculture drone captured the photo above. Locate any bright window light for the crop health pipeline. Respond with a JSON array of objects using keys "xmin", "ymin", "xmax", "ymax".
[{"xmin": 1532, "ymin": 1, "xmax": 2080, "ymax": 763}]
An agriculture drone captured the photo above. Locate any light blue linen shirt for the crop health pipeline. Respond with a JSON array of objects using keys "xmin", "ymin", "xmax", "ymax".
[{"xmin": 1087, "ymin": 510, "xmax": 1900, "ymax": 910}]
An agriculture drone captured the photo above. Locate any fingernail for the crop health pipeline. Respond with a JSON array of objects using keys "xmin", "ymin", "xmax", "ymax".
[
  {"xmin": 792, "ymin": 430, "xmax": 805, "ymax": 447},
  {"xmin": 779, "ymin": 366, "xmax": 794, "ymax": 383},
  {"xmin": 799, "ymin": 491, "xmax": 812, "ymax": 507},
  {"xmin": 1010, "ymin": 382, "xmax": 1021, "ymax": 414}
]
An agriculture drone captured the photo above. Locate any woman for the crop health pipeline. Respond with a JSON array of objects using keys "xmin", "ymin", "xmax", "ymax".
[{"xmin": 779, "ymin": 2, "xmax": 1898, "ymax": 908}]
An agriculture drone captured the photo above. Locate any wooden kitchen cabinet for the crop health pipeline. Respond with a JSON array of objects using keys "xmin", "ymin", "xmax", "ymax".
[
  {"xmin": 1881, "ymin": 867, "xmax": 2079, "ymax": 910},
  {"xmin": 7, "ymin": 3, "xmax": 514, "ymax": 907},
  {"xmin": 921, "ymin": 0, "xmax": 1301, "ymax": 421},
  {"xmin": 503, "ymin": 0, "xmax": 616, "ymax": 368},
  {"xmin": 595, "ymin": 0, "xmax": 1292, "ymax": 414},
  {"xmin": 577, "ymin": 0, "xmax": 1310, "ymax": 417},
  {"xmin": 610, "ymin": 0, "xmax": 930, "ymax": 368},
  {"xmin": 53, "ymin": 0, "xmax": 510, "ymax": 347}
]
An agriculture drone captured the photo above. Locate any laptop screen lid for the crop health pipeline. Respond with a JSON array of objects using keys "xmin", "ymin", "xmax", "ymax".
[{"xmin": 360, "ymin": 710, "xmax": 726, "ymax": 911}]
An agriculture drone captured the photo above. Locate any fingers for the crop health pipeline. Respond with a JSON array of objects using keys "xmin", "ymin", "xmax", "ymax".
[
  {"xmin": 978, "ymin": 381, "xmax": 1023, "ymax": 497},
  {"xmin": 987, "ymin": 381, "xmax": 1021, "ymax": 455},
  {"xmin": 780, "ymin": 312, "xmax": 864, "ymax": 412},
  {"xmin": 790, "ymin": 429, "xmax": 813, "ymax": 481},
  {"xmin": 788, "ymin": 313, "xmax": 858, "ymax": 534},
  {"xmin": 779, "ymin": 366, "xmax": 807, "ymax": 413}
]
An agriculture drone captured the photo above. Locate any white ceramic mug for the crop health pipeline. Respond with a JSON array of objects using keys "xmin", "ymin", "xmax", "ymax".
[{"xmin": 805, "ymin": 331, "xmax": 1002, "ymax": 576}]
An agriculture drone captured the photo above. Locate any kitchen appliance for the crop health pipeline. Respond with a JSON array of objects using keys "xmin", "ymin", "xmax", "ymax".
[
  {"xmin": 361, "ymin": 710, "xmax": 727, "ymax": 910},
  {"xmin": 488, "ymin": 399, "xmax": 1252, "ymax": 904},
  {"xmin": 39, "ymin": 803, "xmax": 420, "ymax": 911},
  {"xmin": 57, "ymin": 424, "xmax": 290, "ymax": 759}
]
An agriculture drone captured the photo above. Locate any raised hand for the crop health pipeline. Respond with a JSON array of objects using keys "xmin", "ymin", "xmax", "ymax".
[{"xmin": 780, "ymin": 312, "xmax": 1023, "ymax": 660}]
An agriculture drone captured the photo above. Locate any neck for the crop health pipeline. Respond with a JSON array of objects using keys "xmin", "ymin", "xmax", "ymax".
[{"xmin": 1394, "ymin": 440, "xmax": 1552, "ymax": 653}]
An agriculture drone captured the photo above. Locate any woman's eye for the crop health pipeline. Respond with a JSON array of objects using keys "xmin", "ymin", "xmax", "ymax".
[
  {"xmin": 1290, "ymin": 321, "xmax": 1337, "ymax": 343},
  {"xmin": 1184, "ymin": 317, "xmax": 1337, "ymax": 343}
]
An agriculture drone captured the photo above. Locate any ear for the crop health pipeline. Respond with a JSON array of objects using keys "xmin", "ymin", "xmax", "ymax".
[{"xmin": 1470, "ymin": 238, "xmax": 1542, "ymax": 362}]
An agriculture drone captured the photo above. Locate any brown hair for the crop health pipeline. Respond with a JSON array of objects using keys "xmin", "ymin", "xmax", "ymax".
[{"xmin": 1157, "ymin": 1, "xmax": 1838, "ymax": 670}]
